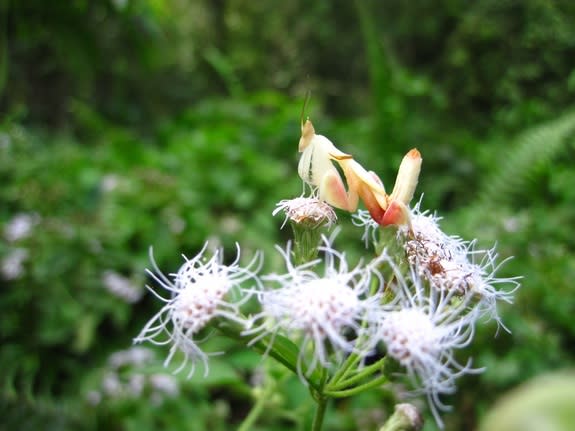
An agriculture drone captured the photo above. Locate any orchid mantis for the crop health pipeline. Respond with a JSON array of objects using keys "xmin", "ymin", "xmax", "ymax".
[{"xmin": 297, "ymin": 114, "xmax": 422, "ymax": 226}]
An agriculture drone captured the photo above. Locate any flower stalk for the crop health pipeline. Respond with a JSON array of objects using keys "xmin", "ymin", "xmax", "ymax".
[
  {"xmin": 311, "ymin": 395, "xmax": 329, "ymax": 431},
  {"xmin": 237, "ymin": 372, "xmax": 278, "ymax": 431}
]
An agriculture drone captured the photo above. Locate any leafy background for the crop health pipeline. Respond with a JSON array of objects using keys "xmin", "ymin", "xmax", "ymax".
[{"xmin": 1, "ymin": 0, "xmax": 574, "ymax": 430}]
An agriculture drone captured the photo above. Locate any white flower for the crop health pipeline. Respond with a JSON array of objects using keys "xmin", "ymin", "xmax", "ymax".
[
  {"xmin": 245, "ymin": 236, "xmax": 382, "ymax": 378},
  {"xmin": 458, "ymin": 242, "xmax": 520, "ymax": 330},
  {"xmin": 273, "ymin": 196, "xmax": 337, "ymax": 228},
  {"xmin": 1, "ymin": 247, "xmax": 29, "ymax": 280},
  {"xmin": 102, "ymin": 270, "xmax": 143, "ymax": 303},
  {"xmin": 100, "ymin": 174, "xmax": 122, "ymax": 193},
  {"xmin": 378, "ymin": 265, "xmax": 482, "ymax": 428},
  {"xmin": 3, "ymin": 212, "xmax": 40, "ymax": 242},
  {"xmin": 134, "ymin": 243, "xmax": 262, "ymax": 377},
  {"xmin": 401, "ymin": 208, "xmax": 467, "ymax": 291},
  {"xmin": 108, "ymin": 346, "xmax": 155, "ymax": 368},
  {"xmin": 398, "ymin": 203, "xmax": 520, "ymax": 330},
  {"xmin": 90, "ymin": 347, "xmax": 181, "ymax": 405},
  {"xmin": 149, "ymin": 373, "xmax": 180, "ymax": 397}
]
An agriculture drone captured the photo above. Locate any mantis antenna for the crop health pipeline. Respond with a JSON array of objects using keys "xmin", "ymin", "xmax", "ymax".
[{"xmin": 300, "ymin": 89, "xmax": 312, "ymax": 129}]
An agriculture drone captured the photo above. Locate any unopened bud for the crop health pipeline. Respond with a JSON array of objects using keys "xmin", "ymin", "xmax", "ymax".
[
  {"xmin": 379, "ymin": 403, "xmax": 423, "ymax": 431},
  {"xmin": 273, "ymin": 197, "xmax": 337, "ymax": 229},
  {"xmin": 273, "ymin": 197, "xmax": 337, "ymax": 264}
]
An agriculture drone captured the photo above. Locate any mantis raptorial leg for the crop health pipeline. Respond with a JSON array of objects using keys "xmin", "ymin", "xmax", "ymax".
[{"xmin": 296, "ymin": 97, "xmax": 421, "ymax": 226}]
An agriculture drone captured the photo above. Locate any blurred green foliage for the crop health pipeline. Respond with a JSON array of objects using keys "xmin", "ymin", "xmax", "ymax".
[
  {"xmin": 478, "ymin": 371, "xmax": 575, "ymax": 431},
  {"xmin": 1, "ymin": 0, "xmax": 574, "ymax": 430}
]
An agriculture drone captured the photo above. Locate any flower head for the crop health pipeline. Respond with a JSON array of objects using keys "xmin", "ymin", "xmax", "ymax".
[
  {"xmin": 398, "ymin": 203, "xmax": 520, "ymax": 330},
  {"xmin": 456, "ymin": 243, "xmax": 520, "ymax": 330},
  {"xmin": 1, "ymin": 247, "xmax": 29, "ymax": 280},
  {"xmin": 134, "ymin": 243, "xmax": 262, "ymax": 377},
  {"xmin": 378, "ymin": 265, "xmax": 482, "ymax": 428},
  {"xmin": 87, "ymin": 347, "xmax": 180, "ymax": 406},
  {"xmin": 102, "ymin": 270, "xmax": 143, "ymax": 303},
  {"xmin": 3, "ymin": 212, "xmax": 40, "ymax": 242},
  {"xmin": 245, "ymin": 236, "xmax": 382, "ymax": 378},
  {"xmin": 273, "ymin": 196, "xmax": 337, "ymax": 229}
]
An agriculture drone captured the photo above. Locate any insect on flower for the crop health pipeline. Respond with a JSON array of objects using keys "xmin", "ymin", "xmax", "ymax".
[
  {"xmin": 297, "ymin": 117, "xmax": 360, "ymax": 212},
  {"xmin": 397, "ymin": 203, "xmax": 521, "ymax": 331},
  {"xmin": 296, "ymin": 98, "xmax": 423, "ymax": 226}
]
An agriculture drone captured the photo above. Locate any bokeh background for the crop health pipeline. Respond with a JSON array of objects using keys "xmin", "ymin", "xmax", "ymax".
[{"xmin": 1, "ymin": 1, "xmax": 574, "ymax": 430}]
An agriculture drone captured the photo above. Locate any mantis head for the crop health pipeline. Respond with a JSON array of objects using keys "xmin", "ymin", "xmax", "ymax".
[{"xmin": 299, "ymin": 118, "xmax": 315, "ymax": 152}]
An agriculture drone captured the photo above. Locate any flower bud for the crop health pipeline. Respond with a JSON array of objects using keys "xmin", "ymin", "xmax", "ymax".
[{"xmin": 379, "ymin": 403, "xmax": 423, "ymax": 431}]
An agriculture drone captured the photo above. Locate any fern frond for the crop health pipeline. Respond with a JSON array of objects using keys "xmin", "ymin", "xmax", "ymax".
[{"xmin": 476, "ymin": 110, "xmax": 575, "ymax": 207}]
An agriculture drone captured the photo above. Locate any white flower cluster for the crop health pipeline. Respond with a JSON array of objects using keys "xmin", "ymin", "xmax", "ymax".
[
  {"xmin": 3, "ymin": 212, "xmax": 40, "ymax": 243},
  {"xmin": 396, "ymin": 203, "xmax": 520, "ymax": 331},
  {"xmin": 102, "ymin": 270, "xmax": 144, "ymax": 303},
  {"xmin": 378, "ymin": 264, "xmax": 482, "ymax": 426},
  {"xmin": 135, "ymin": 198, "xmax": 518, "ymax": 428},
  {"xmin": 1, "ymin": 212, "xmax": 40, "ymax": 281},
  {"xmin": 86, "ymin": 347, "xmax": 180, "ymax": 407},
  {"xmin": 353, "ymin": 202, "xmax": 519, "ymax": 424},
  {"xmin": 1, "ymin": 247, "xmax": 29, "ymax": 280}
]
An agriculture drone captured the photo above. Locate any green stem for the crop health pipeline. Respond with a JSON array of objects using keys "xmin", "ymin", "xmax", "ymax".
[
  {"xmin": 324, "ymin": 373, "xmax": 388, "ymax": 398},
  {"xmin": 237, "ymin": 377, "xmax": 276, "ymax": 431},
  {"xmin": 311, "ymin": 396, "xmax": 328, "ymax": 431},
  {"xmin": 309, "ymin": 367, "xmax": 329, "ymax": 431},
  {"xmin": 329, "ymin": 351, "xmax": 361, "ymax": 386},
  {"xmin": 329, "ymin": 311, "xmax": 379, "ymax": 388},
  {"xmin": 215, "ymin": 322, "xmax": 322, "ymax": 391},
  {"xmin": 327, "ymin": 357, "xmax": 386, "ymax": 391}
]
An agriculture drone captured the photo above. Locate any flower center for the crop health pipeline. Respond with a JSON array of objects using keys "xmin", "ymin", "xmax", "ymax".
[
  {"xmin": 290, "ymin": 278, "xmax": 360, "ymax": 332},
  {"xmin": 380, "ymin": 309, "xmax": 439, "ymax": 366},
  {"xmin": 172, "ymin": 274, "xmax": 229, "ymax": 332}
]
